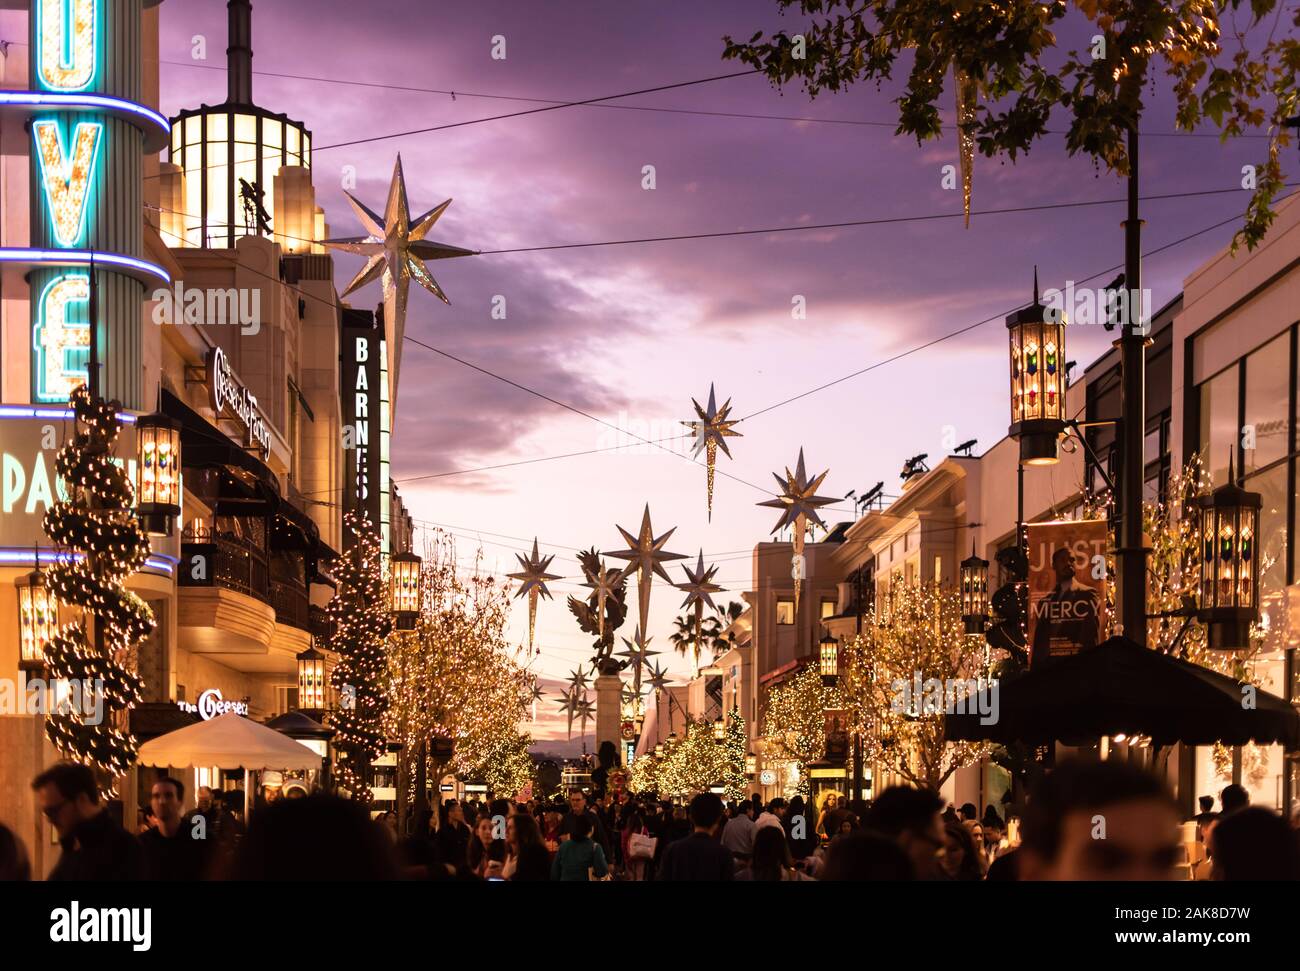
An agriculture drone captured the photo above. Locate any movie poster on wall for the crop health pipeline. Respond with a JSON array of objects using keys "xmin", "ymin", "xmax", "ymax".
[{"xmin": 1026, "ymin": 520, "xmax": 1110, "ymax": 667}]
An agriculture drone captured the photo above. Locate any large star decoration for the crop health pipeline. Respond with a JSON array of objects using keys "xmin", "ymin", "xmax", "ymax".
[
  {"xmin": 581, "ymin": 553, "xmax": 618, "ymax": 642},
  {"xmin": 681, "ymin": 384, "xmax": 742, "ymax": 521},
  {"xmin": 607, "ymin": 505, "xmax": 685, "ymax": 691},
  {"xmin": 617, "ymin": 627, "xmax": 659, "ymax": 669},
  {"xmin": 323, "ymin": 154, "xmax": 474, "ymax": 410},
  {"xmin": 568, "ymin": 665, "xmax": 592, "ymax": 693},
  {"xmin": 645, "ymin": 660, "xmax": 672, "ymax": 694},
  {"xmin": 757, "ymin": 448, "xmax": 835, "ymax": 614},
  {"xmin": 678, "ymin": 551, "xmax": 724, "ymax": 675},
  {"xmin": 508, "ymin": 539, "xmax": 562, "ymax": 651}
]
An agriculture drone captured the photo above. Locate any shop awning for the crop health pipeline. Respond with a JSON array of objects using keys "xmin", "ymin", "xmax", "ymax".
[
  {"xmin": 137, "ymin": 712, "xmax": 323, "ymax": 770},
  {"xmin": 945, "ymin": 635, "xmax": 1300, "ymax": 750},
  {"xmin": 163, "ymin": 388, "xmax": 280, "ymax": 494}
]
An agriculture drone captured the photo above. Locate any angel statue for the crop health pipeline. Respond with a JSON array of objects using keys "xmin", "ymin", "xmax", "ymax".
[{"xmin": 567, "ymin": 548, "xmax": 629, "ymax": 675}]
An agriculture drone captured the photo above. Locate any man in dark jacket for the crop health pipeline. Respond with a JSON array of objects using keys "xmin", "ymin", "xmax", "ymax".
[
  {"xmin": 657, "ymin": 793, "xmax": 734, "ymax": 881},
  {"xmin": 140, "ymin": 776, "xmax": 211, "ymax": 880},
  {"xmin": 558, "ymin": 790, "xmax": 611, "ymax": 856},
  {"xmin": 33, "ymin": 762, "xmax": 142, "ymax": 881}
]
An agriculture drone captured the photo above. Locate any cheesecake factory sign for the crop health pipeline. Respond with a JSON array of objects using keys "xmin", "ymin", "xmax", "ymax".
[{"xmin": 207, "ymin": 347, "xmax": 271, "ymax": 453}]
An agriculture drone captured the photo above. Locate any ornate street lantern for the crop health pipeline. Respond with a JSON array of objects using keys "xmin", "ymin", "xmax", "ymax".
[
  {"xmin": 1197, "ymin": 464, "xmax": 1261, "ymax": 650},
  {"xmin": 960, "ymin": 545, "xmax": 990, "ymax": 636},
  {"xmin": 712, "ymin": 716, "xmax": 725, "ymax": 743},
  {"xmin": 654, "ymin": 742, "xmax": 665, "ymax": 758},
  {"xmin": 819, "ymin": 632, "xmax": 839, "ymax": 687},
  {"xmin": 389, "ymin": 551, "xmax": 422, "ymax": 630},
  {"xmin": 744, "ymin": 753, "xmax": 757, "ymax": 777},
  {"xmin": 16, "ymin": 567, "xmax": 58, "ymax": 671},
  {"xmin": 296, "ymin": 643, "xmax": 326, "ymax": 714},
  {"xmin": 1007, "ymin": 281, "xmax": 1067, "ymax": 465},
  {"xmin": 136, "ymin": 412, "xmax": 182, "ymax": 535}
]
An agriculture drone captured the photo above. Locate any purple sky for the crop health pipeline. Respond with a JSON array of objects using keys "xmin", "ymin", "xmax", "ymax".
[{"xmin": 157, "ymin": 1, "xmax": 1274, "ymax": 746}]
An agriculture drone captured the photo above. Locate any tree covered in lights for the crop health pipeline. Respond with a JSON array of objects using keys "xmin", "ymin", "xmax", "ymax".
[
  {"xmin": 41, "ymin": 385, "xmax": 154, "ymax": 784},
  {"xmin": 721, "ymin": 705, "xmax": 748, "ymax": 801},
  {"xmin": 759, "ymin": 666, "xmax": 841, "ymax": 797},
  {"xmin": 384, "ymin": 529, "xmax": 531, "ymax": 800},
  {"xmin": 654, "ymin": 718, "xmax": 726, "ymax": 798},
  {"xmin": 838, "ymin": 584, "xmax": 987, "ymax": 792},
  {"xmin": 475, "ymin": 730, "xmax": 536, "ymax": 799},
  {"xmin": 328, "ymin": 512, "xmax": 391, "ymax": 803}
]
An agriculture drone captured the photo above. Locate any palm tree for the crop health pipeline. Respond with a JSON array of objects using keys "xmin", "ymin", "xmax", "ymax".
[
  {"xmin": 706, "ymin": 600, "xmax": 745, "ymax": 655},
  {"xmin": 669, "ymin": 615, "xmax": 697, "ymax": 659}
]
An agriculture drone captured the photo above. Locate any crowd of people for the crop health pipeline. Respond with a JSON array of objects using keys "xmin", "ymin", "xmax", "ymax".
[{"xmin": 2, "ymin": 758, "xmax": 1298, "ymax": 881}]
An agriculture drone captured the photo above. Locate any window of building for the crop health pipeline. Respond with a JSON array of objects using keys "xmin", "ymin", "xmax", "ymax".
[
  {"xmin": 1245, "ymin": 332, "xmax": 1290, "ymax": 474},
  {"xmin": 820, "ymin": 599, "xmax": 835, "ymax": 619},
  {"xmin": 1199, "ymin": 365, "xmax": 1239, "ymax": 487},
  {"xmin": 776, "ymin": 599, "xmax": 795, "ymax": 625}
]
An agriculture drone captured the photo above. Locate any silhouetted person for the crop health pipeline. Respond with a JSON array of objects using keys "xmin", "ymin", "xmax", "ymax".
[
  {"xmin": 1019, "ymin": 759, "xmax": 1179, "ymax": 881},
  {"xmin": 657, "ymin": 793, "xmax": 734, "ymax": 881},
  {"xmin": 865, "ymin": 786, "xmax": 945, "ymax": 880},
  {"xmin": 227, "ymin": 794, "xmax": 399, "ymax": 880},
  {"xmin": 820, "ymin": 831, "xmax": 915, "ymax": 881},
  {"xmin": 33, "ymin": 762, "xmax": 141, "ymax": 881},
  {"xmin": 1220, "ymin": 784, "xmax": 1249, "ymax": 816},
  {"xmin": 1210, "ymin": 807, "xmax": 1300, "ymax": 880},
  {"xmin": 140, "ymin": 776, "xmax": 210, "ymax": 880},
  {"xmin": 0, "ymin": 822, "xmax": 31, "ymax": 881}
]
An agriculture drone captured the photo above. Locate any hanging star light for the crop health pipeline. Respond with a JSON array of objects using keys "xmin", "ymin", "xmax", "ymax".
[
  {"xmin": 617, "ymin": 626, "xmax": 659, "ymax": 669},
  {"xmin": 575, "ymin": 695, "xmax": 596, "ymax": 739},
  {"xmin": 581, "ymin": 551, "xmax": 618, "ymax": 643},
  {"xmin": 955, "ymin": 67, "xmax": 978, "ymax": 228},
  {"xmin": 678, "ymin": 550, "xmax": 724, "ymax": 675},
  {"xmin": 607, "ymin": 505, "xmax": 685, "ymax": 692},
  {"xmin": 646, "ymin": 659, "xmax": 673, "ymax": 694},
  {"xmin": 323, "ymin": 154, "xmax": 474, "ymax": 413},
  {"xmin": 757, "ymin": 448, "xmax": 836, "ymax": 614},
  {"xmin": 681, "ymin": 384, "xmax": 742, "ymax": 521},
  {"xmin": 556, "ymin": 686, "xmax": 579, "ymax": 740},
  {"xmin": 529, "ymin": 679, "xmax": 546, "ymax": 723},
  {"xmin": 508, "ymin": 538, "xmax": 561, "ymax": 651},
  {"xmin": 568, "ymin": 664, "xmax": 592, "ymax": 694}
]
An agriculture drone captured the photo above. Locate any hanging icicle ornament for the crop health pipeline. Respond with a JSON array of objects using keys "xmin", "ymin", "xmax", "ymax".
[
  {"xmin": 758, "ymin": 448, "xmax": 835, "ymax": 614},
  {"xmin": 508, "ymin": 538, "xmax": 561, "ymax": 652},
  {"xmin": 682, "ymin": 384, "xmax": 742, "ymax": 521},
  {"xmin": 954, "ymin": 67, "xmax": 979, "ymax": 228}
]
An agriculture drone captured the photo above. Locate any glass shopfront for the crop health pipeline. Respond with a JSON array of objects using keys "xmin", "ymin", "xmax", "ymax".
[{"xmin": 1192, "ymin": 323, "xmax": 1298, "ymax": 813}]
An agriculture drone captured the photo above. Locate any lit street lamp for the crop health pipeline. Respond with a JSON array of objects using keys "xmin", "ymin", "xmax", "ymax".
[
  {"xmin": 390, "ymin": 551, "xmax": 422, "ymax": 631},
  {"xmin": 135, "ymin": 412, "xmax": 182, "ymax": 535},
  {"xmin": 1007, "ymin": 282, "xmax": 1067, "ymax": 465},
  {"xmin": 819, "ymin": 632, "xmax": 839, "ymax": 687},
  {"xmin": 960, "ymin": 546, "xmax": 990, "ymax": 636},
  {"xmin": 16, "ymin": 566, "xmax": 58, "ymax": 672},
  {"xmin": 1197, "ymin": 460, "xmax": 1261, "ymax": 650}
]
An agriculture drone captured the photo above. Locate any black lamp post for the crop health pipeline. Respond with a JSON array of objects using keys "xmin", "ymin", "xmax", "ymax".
[
  {"xmin": 819, "ymin": 632, "xmax": 839, "ymax": 688},
  {"xmin": 389, "ymin": 551, "xmax": 422, "ymax": 630},
  {"xmin": 960, "ymin": 546, "xmax": 990, "ymax": 636},
  {"xmin": 1196, "ymin": 458, "xmax": 1262, "ymax": 650},
  {"xmin": 135, "ymin": 412, "xmax": 182, "ymax": 535},
  {"xmin": 1007, "ymin": 276, "xmax": 1067, "ymax": 465}
]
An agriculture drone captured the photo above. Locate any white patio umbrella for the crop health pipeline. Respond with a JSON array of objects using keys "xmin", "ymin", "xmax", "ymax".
[{"xmin": 137, "ymin": 713, "xmax": 323, "ymax": 817}]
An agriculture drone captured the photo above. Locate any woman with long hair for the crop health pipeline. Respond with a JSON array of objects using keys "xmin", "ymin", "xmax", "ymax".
[
  {"xmin": 504, "ymin": 812, "xmax": 550, "ymax": 881},
  {"xmin": 942, "ymin": 821, "xmax": 984, "ymax": 881},
  {"xmin": 467, "ymin": 815, "xmax": 506, "ymax": 879}
]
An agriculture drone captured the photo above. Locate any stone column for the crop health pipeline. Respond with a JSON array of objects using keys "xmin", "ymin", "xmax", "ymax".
[{"xmin": 595, "ymin": 673, "xmax": 622, "ymax": 759}]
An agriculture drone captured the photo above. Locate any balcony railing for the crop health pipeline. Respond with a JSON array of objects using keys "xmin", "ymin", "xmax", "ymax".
[{"xmin": 181, "ymin": 526, "xmax": 312, "ymax": 632}]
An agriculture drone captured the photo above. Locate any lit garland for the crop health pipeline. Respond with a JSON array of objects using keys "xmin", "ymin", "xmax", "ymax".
[
  {"xmin": 328, "ymin": 512, "xmax": 391, "ymax": 803},
  {"xmin": 838, "ymin": 584, "xmax": 988, "ymax": 791},
  {"xmin": 41, "ymin": 384, "xmax": 153, "ymax": 785}
]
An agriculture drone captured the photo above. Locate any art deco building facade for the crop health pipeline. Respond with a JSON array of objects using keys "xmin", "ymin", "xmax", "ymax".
[{"xmin": 0, "ymin": 0, "xmax": 412, "ymax": 874}]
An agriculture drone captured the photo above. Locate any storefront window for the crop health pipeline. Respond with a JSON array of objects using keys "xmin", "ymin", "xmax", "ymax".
[
  {"xmin": 1244, "ymin": 332, "xmax": 1290, "ymax": 473},
  {"xmin": 1198, "ymin": 367, "xmax": 1238, "ymax": 486},
  {"xmin": 1248, "ymin": 463, "xmax": 1289, "ymax": 637},
  {"xmin": 776, "ymin": 600, "xmax": 795, "ymax": 625}
]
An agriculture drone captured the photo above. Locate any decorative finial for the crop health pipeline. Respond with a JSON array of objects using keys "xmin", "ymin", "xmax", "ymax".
[{"xmin": 1033, "ymin": 265, "xmax": 1040, "ymax": 306}]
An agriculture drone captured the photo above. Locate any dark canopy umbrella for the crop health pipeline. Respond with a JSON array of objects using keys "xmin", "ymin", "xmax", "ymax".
[{"xmin": 946, "ymin": 636, "xmax": 1300, "ymax": 750}]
